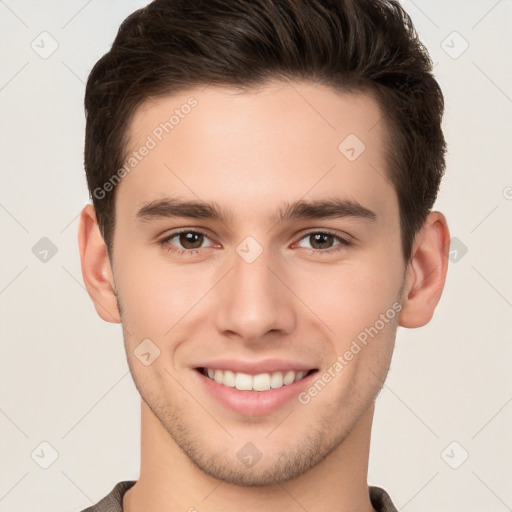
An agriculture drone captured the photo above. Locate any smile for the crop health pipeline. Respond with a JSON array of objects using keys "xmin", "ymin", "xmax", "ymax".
[{"xmin": 198, "ymin": 367, "xmax": 316, "ymax": 391}]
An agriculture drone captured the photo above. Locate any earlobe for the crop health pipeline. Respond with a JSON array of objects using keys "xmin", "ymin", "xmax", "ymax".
[
  {"xmin": 398, "ymin": 211, "xmax": 450, "ymax": 328},
  {"xmin": 78, "ymin": 204, "xmax": 121, "ymax": 323}
]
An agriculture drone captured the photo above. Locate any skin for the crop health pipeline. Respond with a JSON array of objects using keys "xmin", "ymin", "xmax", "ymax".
[{"xmin": 78, "ymin": 80, "xmax": 450, "ymax": 512}]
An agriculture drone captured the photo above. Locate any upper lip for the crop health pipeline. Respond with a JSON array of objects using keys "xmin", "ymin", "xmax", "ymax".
[{"xmin": 195, "ymin": 358, "xmax": 318, "ymax": 375}]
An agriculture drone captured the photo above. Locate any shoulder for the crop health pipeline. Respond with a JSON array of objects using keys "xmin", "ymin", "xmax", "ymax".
[
  {"xmin": 78, "ymin": 481, "xmax": 136, "ymax": 512},
  {"xmin": 369, "ymin": 485, "xmax": 398, "ymax": 512}
]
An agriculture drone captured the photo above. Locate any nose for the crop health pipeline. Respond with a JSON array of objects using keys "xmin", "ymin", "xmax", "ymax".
[{"xmin": 214, "ymin": 245, "xmax": 297, "ymax": 342}]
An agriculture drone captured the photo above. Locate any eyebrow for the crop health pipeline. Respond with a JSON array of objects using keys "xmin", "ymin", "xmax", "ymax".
[{"xmin": 135, "ymin": 196, "xmax": 377, "ymax": 225}]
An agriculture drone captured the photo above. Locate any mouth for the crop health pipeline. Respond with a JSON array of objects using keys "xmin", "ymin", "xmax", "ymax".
[{"xmin": 196, "ymin": 367, "xmax": 318, "ymax": 392}]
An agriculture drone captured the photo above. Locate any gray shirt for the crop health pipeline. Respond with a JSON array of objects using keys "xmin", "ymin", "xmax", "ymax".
[{"xmin": 80, "ymin": 480, "xmax": 398, "ymax": 511}]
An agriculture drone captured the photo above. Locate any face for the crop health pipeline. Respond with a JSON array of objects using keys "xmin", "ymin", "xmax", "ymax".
[{"xmin": 111, "ymin": 80, "xmax": 406, "ymax": 485}]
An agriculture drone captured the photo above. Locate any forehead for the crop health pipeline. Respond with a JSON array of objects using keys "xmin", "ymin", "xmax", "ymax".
[
  {"xmin": 127, "ymin": 80, "xmax": 386, "ymax": 154},
  {"xmin": 118, "ymin": 80, "xmax": 396, "ymax": 227}
]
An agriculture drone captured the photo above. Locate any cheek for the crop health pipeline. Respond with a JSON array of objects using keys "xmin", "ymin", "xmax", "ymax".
[
  {"xmin": 115, "ymin": 250, "xmax": 215, "ymax": 338},
  {"xmin": 293, "ymin": 254, "xmax": 403, "ymax": 345}
]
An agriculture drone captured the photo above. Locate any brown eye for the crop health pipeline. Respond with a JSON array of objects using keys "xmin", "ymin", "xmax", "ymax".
[
  {"xmin": 177, "ymin": 231, "xmax": 204, "ymax": 249},
  {"xmin": 308, "ymin": 233, "xmax": 335, "ymax": 250},
  {"xmin": 160, "ymin": 229, "xmax": 215, "ymax": 256},
  {"xmin": 295, "ymin": 231, "xmax": 352, "ymax": 254}
]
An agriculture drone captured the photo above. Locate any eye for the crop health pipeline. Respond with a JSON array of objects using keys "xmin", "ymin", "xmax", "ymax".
[
  {"xmin": 295, "ymin": 230, "xmax": 353, "ymax": 254},
  {"xmin": 159, "ymin": 229, "xmax": 216, "ymax": 256}
]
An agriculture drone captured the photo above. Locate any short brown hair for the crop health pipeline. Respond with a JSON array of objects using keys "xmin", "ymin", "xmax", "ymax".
[{"xmin": 84, "ymin": 0, "xmax": 446, "ymax": 261}]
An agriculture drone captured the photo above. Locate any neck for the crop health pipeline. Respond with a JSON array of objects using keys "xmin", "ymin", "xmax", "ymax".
[{"xmin": 124, "ymin": 401, "xmax": 377, "ymax": 512}]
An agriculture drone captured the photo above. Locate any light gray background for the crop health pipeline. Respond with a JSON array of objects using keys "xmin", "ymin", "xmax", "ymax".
[{"xmin": 0, "ymin": 1, "xmax": 511, "ymax": 510}]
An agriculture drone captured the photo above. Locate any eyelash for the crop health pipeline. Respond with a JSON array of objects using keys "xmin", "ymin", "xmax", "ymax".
[{"xmin": 158, "ymin": 229, "xmax": 353, "ymax": 257}]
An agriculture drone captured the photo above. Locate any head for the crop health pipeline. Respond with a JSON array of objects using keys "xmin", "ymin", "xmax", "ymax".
[
  {"xmin": 84, "ymin": 0, "xmax": 446, "ymax": 263},
  {"xmin": 79, "ymin": 0, "xmax": 449, "ymax": 487}
]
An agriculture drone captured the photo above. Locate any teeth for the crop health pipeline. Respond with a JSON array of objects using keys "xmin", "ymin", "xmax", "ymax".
[
  {"xmin": 252, "ymin": 373, "xmax": 271, "ymax": 391},
  {"xmin": 223, "ymin": 369, "xmax": 236, "ymax": 387},
  {"xmin": 202, "ymin": 368, "xmax": 308, "ymax": 391},
  {"xmin": 283, "ymin": 370, "xmax": 295, "ymax": 385}
]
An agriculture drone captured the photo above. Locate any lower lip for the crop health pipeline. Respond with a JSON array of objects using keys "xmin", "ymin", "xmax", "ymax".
[{"xmin": 193, "ymin": 369, "xmax": 317, "ymax": 416}]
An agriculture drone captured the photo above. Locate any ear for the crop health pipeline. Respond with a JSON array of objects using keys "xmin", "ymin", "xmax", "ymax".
[
  {"xmin": 77, "ymin": 204, "xmax": 121, "ymax": 323},
  {"xmin": 399, "ymin": 211, "xmax": 450, "ymax": 328}
]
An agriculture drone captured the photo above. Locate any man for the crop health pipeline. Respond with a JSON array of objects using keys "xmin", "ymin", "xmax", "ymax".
[{"xmin": 77, "ymin": 0, "xmax": 450, "ymax": 510}]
